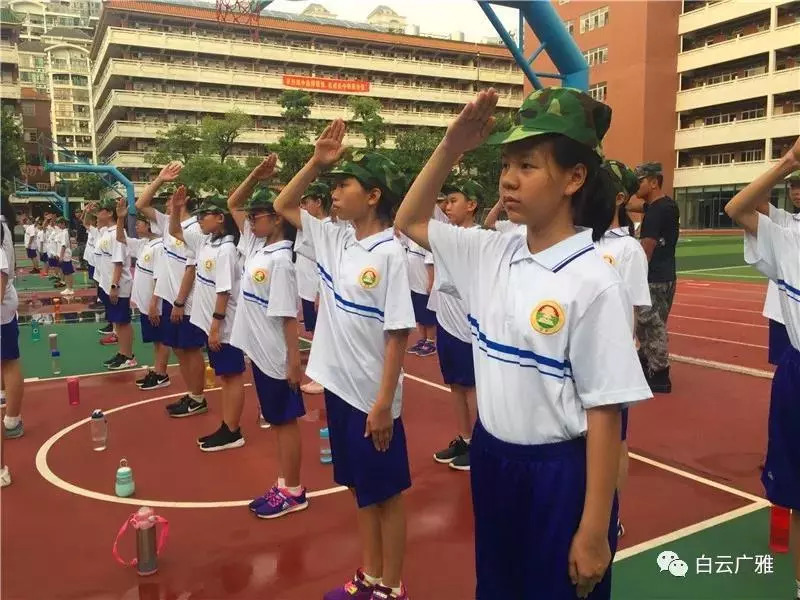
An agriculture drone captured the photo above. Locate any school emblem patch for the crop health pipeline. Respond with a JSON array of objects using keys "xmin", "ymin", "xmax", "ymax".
[
  {"xmin": 530, "ymin": 300, "xmax": 566, "ymax": 335},
  {"xmin": 174, "ymin": 239, "xmax": 184, "ymax": 247},
  {"xmin": 252, "ymin": 268, "xmax": 267, "ymax": 283},
  {"xmin": 602, "ymin": 254, "xmax": 615, "ymax": 266},
  {"xmin": 204, "ymin": 259, "xmax": 214, "ymax": 271},
  {"xmin": 142, "ymin": 252, "xmax": 151, "ymax": 263},
  {"xmin": 359, "ymin": 267, "xmax": 380, "ymax": 289}
]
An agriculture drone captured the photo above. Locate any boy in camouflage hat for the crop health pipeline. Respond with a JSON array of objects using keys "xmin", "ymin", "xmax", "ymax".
[
  {"xmin": 274, "ymin": 119, "xmax": 417, "ymax": 600},
  {"xmin": 395, "ymin": 87, "xmax": 651, "ymax": 600}
]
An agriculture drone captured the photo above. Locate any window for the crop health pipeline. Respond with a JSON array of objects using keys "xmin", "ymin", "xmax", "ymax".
[
  {"xmin": 741, "ymin": 149, "xmax": 764, "ymax": 162},
  {"xmin": 583, "ymin": 46, "xmax": 608, "ymax": 66},
  {"xmin": 23, "ymin": 128, "xmax": 38, "ymax": 142},
  {"xmin": 740, "ymin": 108, "xmax": 765, "ymax": 120},
  {"xmin": 21, "ymin": 102, "xmax": 35, "ymax": 116},
  {"xmin": 589, "ymin": 81, "xmax": 607, "ymax": 102},
  {"xmin": 580, "ymin": 6, "xmax": 609, "ymax": 33},
  {"xmin": 564, "ymin": 20, "xmax": 574, "ymax": 35}
]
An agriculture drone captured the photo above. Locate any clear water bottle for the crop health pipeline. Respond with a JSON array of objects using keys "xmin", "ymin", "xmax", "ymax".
[
  {"xmin": 320, "ymin": 427, "xmax": 332, "ymax": 464},
  {"xmin": 31, "ymin": 318, "xmax": 41, "ymax": 342},
  {"xmin": 90, "ymin": 409, "xmax": 108, "ymax": 451}
]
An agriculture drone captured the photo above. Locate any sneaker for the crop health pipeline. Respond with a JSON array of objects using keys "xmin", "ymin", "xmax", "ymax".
[
  {"xmin": 168, "ymin": 397, "xmax": 208, "ymax": 418},
  {"xmin": 136, "ymin": 370, "xmax": 155, "ymax": 387},
  {"xmin": 254, "ymin": 486, "xmax": 309, "ymax": 519},
  {"xmin": 199, "ymin": 424, "xmax": 244, "ymax": 452},
  {"xmin": 406, "ymin": 339, "xmax": 426, "ymax": 355},
  {"xmin": 107, "ymin": 354, "xmax": 137, "ymax": 371},
  {"xmin": 617, "ymin": 519, "xmax": 625, "ymax": 538},
  {"xmin": 371, "ymin": 585, "xmax": 408, "ymax": 600},
  {"xmin": 647, "ymin": 367, "xmax": 672, "ymax": 394},
  {"xmin": 89, "ymin": 301, "xmax": 104, "ymax": 310},
  {"xmin": 60, "ymin": 288, "xmax": 74, "ymax": 296},
  {"xmin": 100, "ymin": 333, "xmax": 118, "ymax": 345},
  {"xmin": 299, "ymin": 338, "xmax": 312, "ymax": 353},
  {"xmin": 0, "ymin": 466, "xmax": 10, "ymax": 488},
  {"xmin": 433, "ymin": 436, "xmax": 469, "ymax": 464},
  {"xmin": 98, "ymin": 323, "xmax": 113, "ymax": 334},
  {"xmin": 323, "ymin": 569, "xmax": 377, "ymax": 600},
  {"xmin": 140, "ymin": 373, "xmax": 170, "ymax": 391},
  {"xmin": 103, "ymin": 353, "xmax": 122, "ymax": 367},
  {"xmin": 30, "ymin": 268, "xmax": 40, "ymax": 274},
  {"xmin": 165, "ymin": 394, "xmax": 190, "ymax": 412},
  {"xmin": 54, "ymin": 281, "xmax": 66, "ymax": 288},
  {"xmin": 197, "ymin": 422, "xmax": 226, "ymax": 446},
  {"xmin": 258, "ymin": 415, "xmax": 271, "ymax": 429},
  {"xmin": 4, "ymin": 421, "xmax": 24, "ymax": 439},
  {"xmin": 0, "ymin": 395, "xmax": 5, "ymax": 409},
  {"xmin": 416, "ymin": 340, "xmax": 437, "ymax": 357},
  {"xmin": 300, "ymin": 380, "xmax": 324, "ymax": 395},
  {"xmin": 448, "ymin": 448, "xmax": 470, "ymax": 471}
]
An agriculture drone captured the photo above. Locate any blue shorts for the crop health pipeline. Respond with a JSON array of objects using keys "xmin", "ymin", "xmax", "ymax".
[
  {"xmin": 762, "ymin": 345, "xmax": 800, "ymax": 510},
  {"xmin": 48, "ymin": 256, "xmax": 60, "ymax": 268},
  {"xmin": 768, "ymin": 319, "xmax": 791, "ymax": 366},
  {"xmin": 160, "ymin": 302, "xmax": 207, "ymax": 349},
  {"xmin": 207, "ymin": 342, "xmax": 246, "ymax": 376},
  {"xmin": 410, "ymin": 291, "xmax": 436, "ymax": 327},
  {"xmin": 301, "ymin": 298, "xmax": 317, "ymax": 333},
  {"xmin": 1, "ymin": 317, "xmax": 20, "ymax": 361},
  {"xmin": 98, "ymin": 288, "xmax": 110, "ymax": 321},
  {"xmin": 87, "ymin": 265, "xmax": 95, "ymax": 280},
  {"xmin": 252, "ymin": 362, "xmax": 305, "ymax": 425},
  {"xmin": 61, "ymin": 261, "xmax": 74, "ymax": 275},
  {"xmin": 621, "ymin": 407, "xmax": 629, "ymax": 441},
  {"xmin": 139, "ymin": 313, "xmax": 162, "ymax": 344},
  {"xmin": 40, "ymin": 252, "xmax": 48, "ymax": 262},
  {"xmin": 471, "ymin": 421, "xmax": 618, "ymax": 599},
  {"xmin": 324, "ymin": 390, "xmax": 411, "ymax": 508},
  {"xmin": 437, "ymin": 322, "xmax": 475, "ymax": 387},
  {"xmin": 107, "ymin": 295, "xmax": 132, "ymax": 324},
  {"xmin": 26, "ymin": 248, "xmax": 37, "ymax": 259}
]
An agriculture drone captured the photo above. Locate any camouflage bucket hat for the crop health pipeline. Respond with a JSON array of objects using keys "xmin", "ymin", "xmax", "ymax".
[
  {"xmin": 135, "ymin": 211, "xmax": 150, "ymax": 223},
  {"xmin": 328, "ymin": 151, "xmax": 407, "ymax": 202},
  {"xmin": 787, "ymin": 170, "xmax": 800, "ymax": 184},
  {"xmin": 603, "ymin": 160, "xmax": 639, "ymax": 197},
  {"xmin": 487, "ymin": 87, "xmax": 612, "ymax": 157},
  {"xmin": 634, "ymin": 161, "xmax": 663, "ymax": 179},
  {"xmin": 244, "ymin": 187, "xmax": 277, "ymax": 212},
  {"xmin": 302, "ymin": 180, "xmax": 330, "ymax": 201},
  {"xmin": 96, "ymin": 198, "xmax": 117, "ymax": 213},
  {"xmin": 192, "ymin": 194, "xmax": 230, "ymax": 216},
  {"xmin": 442, "ymin": 178, "xmax": 487, "ymax": 205}
]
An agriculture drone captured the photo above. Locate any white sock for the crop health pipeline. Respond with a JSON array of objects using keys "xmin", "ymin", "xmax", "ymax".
[
  {"xmin": 277, "ymin": 477, "xmax": 286, "ymax": 488},
  {"xmin": 361, "ymin": 572, "xmax": 381, "ymax": 586},
  {"xmin": 390, "ymin": 585, "xmax": 403, "ymax": 597},
  {"xmin": 189, "ymin": 393, "xmax": 204, "ymax": 402},
  {"xmin": 462, "ymin": 437, "xmax": 471, "ymax": 444},
  {"xmin": 4, "ymin": 415, "xmax": 20, "ymax": 429},
  {"xmin": 284, "ymin": 484, "xmax": 303, "ymax": 496}
]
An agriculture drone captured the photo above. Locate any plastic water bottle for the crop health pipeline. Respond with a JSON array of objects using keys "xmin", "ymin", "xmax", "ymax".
[
  {"xmin": 115, "ymin": 458, "xmax": 135, "ymax": 497},
  {"xmin": 31, "ymin": 318, "xmax": 41, "ymax": 342},
  {"xmin": 90, "ymin": 409, "xmax": 108, "ymax": 451},
  {"xmin": 49, "ymin": 333, "xmax": 61, "ymax": 375},
  {"xmin": 320, "ymin": 427, "xmax": 332, "ymax": 464},
  {"xmin": 204, "ymin": 364, "xmax": 216, "ymax": 389}
]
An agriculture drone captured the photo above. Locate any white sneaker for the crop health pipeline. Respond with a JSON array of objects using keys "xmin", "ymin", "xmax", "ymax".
[
  {"xmin": 258, "ymin": 415, "xmax": 271, "ymax": 429},
  {"xmin": 1, "ymin": 466, "xmax": 11, "ymax": 488},
  {"xmin": 60, "ymin": 288, "xmax": 74, "ymax": 296}
]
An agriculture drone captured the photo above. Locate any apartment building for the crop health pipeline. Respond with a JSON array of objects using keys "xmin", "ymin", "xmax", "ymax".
[
  {"xmin": 0, "ymin": 7, "xmax": 21, "ymax": 110},
  {"xmin": 90, "ymin": 0, "xmax": 523, "ymax": 191}
]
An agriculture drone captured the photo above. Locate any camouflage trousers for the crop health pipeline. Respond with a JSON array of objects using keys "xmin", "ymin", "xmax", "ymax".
[{"xmin": 636, "ymin": 281, "xmax": 677, "ymax": 372}]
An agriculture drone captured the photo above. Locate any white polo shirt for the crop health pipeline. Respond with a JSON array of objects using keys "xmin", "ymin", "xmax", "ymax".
[
  {"xmin": 94, "ymin": 225, "xmax": 116, "ymax": 292},
  {"xmin": 404, "ymin": 237, "xmax": 432, "ymax": 295},
  {"xmin": 57, "ymin": 228, "xmax": 72, "ymax": 262},
  {"xmin": 745, "ymin": 205, "xmax": 800, "ymax": 325},
  {"xmin": 152, "ymin": 211, "xmax": 201, "ymax": 314},
  {"xmin": 127, "ymin": 237, "xmax": 163, "ymax": 314},
  {"xmin": 495, "ymin": 219, "xmax": 527, "ymax": 236},
  {"xmin": 84, "ymin": 226, "xmax": 98, "ymax": 265},
  {"xmin": 36, "ymin": 227, "xmax": 44, "ymax": 252},
  {"xmin": 295, "ymin": 217, "xmax": 332, "ymax": 301},
  {"xmin": 432, "ymin": 225, "xmax": 481, "ymax": 343},
  {"xmin": 24, "ymin": 224, "xmax": 36, "ymax": 249},
  {"xmin": 0, "ymin": 232, "xmax": 18, "ymax": 325},
  {"xmin": 231, "ymin": 237, "xmax": 298, "ymax": 379},
  {"xmin": 110, "ymin": 235, "xmax": 133, "ymax": 298},
  {"xmin": 428, "ymin": 220, "xmax": 652, "ymax": 445},
  {"xmin": 300, "ymin": 210, "xmax": 416, "ymax": 417},
  {"xmin": 183, "ymin": 230, "xmax": 238, "ymax": 342},
  {"xmin": 46, "ymin": 226, "xmax": 58, "ymax": 256},
  {"xmin": 595, "ymin": 227, "xmax": 651, "ymax": 331},
  {"xmin": 745, "ymin": 212, "xmax": 800, "ymax": 352}
]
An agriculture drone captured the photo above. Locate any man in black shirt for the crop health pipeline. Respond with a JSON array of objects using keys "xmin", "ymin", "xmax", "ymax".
[{"xmin": 634, "ymin": 162, "xmax": 680, "ymax": 393}]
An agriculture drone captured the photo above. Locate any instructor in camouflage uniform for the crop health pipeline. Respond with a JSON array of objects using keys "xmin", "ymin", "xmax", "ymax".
[{"xmin": 634, "ymin": 162, "xmax": 680, "ymax": 393}]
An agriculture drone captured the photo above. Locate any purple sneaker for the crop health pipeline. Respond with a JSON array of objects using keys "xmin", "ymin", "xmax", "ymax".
[
  {"xmin": 254, "ymin": 486, "xmax": 309, "ymax": 519},
  {"xmin": 323, "ymin": 569, "xmax": 376, "ymax": 600},
  {"xmin": 406, "ymin": 339, "xmax": 426, "ymax": 355},
  {"xmin": 248, "ymin": 488, "xmax": 272, "ymax": 512},
  {"xmin": 415, "ymin": 341, "xmax": 437, "ymax": 357},
  {"xmin": 371, "ymin": 584, "xmax": 409, "ymax": 600}
]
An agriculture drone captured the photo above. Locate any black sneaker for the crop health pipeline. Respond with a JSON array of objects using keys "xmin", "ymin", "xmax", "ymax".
[
  {"xmin": 98, "ymin": 323, "xmax": 113, "ymax": 334},
  {"xmin": 647, "ymin": 367, "xmax": 672, "ymax": 394},
  {"xmin": 107, "ymin": 354, "xmax": 137, "ymax": 371},
  {"xmin": 449, "ymin": 448, "xmax": 470, "ymax": 471},
  {"xmin": 136, "ymin": 370, "xmax": 155, "ymax": 387},
  {"xmin": 433, "ymin": 436, "xmax": 470, "ymax": 464},
  {"xmin": 197, "ymin": 422, "xmax": 226, "ymax": 446},
  {"xmin": 166, "ymin": 394, "xmax": 190, "ymax": 412},
  {"xmin": 199, "ymin": 423, "xmax": 244, "ymax": 452},
  {"xmin": 103, "ymin": 353, "xmax": 122, "ymax": 367},
  {"xmin": 141, "ymin": 373, "xmax": 170, "ymax": 391},
  {"xmin": 168, "ymin": 397, "xmax": 208, "ymax": 418}
]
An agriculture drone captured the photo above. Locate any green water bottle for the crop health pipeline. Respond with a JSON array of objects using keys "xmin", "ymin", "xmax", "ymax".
[{"xmin": 31, "ymin": 318, "xmax": 41, "ymax": 342}]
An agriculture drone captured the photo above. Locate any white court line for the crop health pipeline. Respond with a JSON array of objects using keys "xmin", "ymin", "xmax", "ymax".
[
  {"xmin": 669, "ymin": 354, "xmax": 773, "ymax": 380},
  {"xmin": 684, "ymin": 273, "xmax": 766, "ymax": 280},
  {"xmin": 675, "ymin": 292, "xmax": 764, "ymax": 304},
  {"xmin": 673, "ymin": 301, "xmax": 761, "ymax": 315},
  {"xmin": 677, "ymin": 265, "xmax": 755, "ymax": 274},
  {"xmin": 669, "ymin": 331, "xmax": 767, "ymax": 349},
  {"xmin": 670, "ymin": 314, "xmax": 767, "ymax": 329},
  {"xmin": 34, "ymin": 387, "xmax": 350, "ymax": 508},
  {"xmin": 614, "ymin": 501, "xmax": 769, "ymax": 561}
]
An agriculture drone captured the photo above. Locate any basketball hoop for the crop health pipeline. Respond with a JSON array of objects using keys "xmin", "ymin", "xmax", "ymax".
[{"xmin": 215, "ymin": 0, "xmax": 302, "ymax": 41}]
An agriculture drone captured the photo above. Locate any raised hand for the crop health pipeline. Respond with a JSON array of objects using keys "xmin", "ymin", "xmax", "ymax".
[
  {"xmin": 115, "ymin": 198, "xmax": 127, "ymax": 218},
  {"xmin": 158, "ymin": 161, "xmax": 183, "ymax": 182},
  {"xmin": 170, "ymin": 185, "xmax": 188, "ymax": 210},
  {"xmin": 442, "ymin": 89, "xmax": 498, "ymax": 155},
  {"xmin": 788, "ymin": 135, "xmax": 800, "ymax": 169},
  {"xmin": 251, "ymin": 154, "xmax": 278, "ymax": 181},
  {"xmin": 312, "ymin": 119, "xmax": 348, "ymax": 168}
]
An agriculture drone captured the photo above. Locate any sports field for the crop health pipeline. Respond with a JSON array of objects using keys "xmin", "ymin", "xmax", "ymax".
[{"xmin": 676, "ymin": 234, "xmax": 766, "ymax": 281}]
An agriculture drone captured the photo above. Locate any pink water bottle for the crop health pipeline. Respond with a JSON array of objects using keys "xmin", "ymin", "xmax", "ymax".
[
  {"xmin": 67, "ymin": 377, "xmax": 80, "ymax": 406},
  {"xmin": 112, "ymin": 506, "xmax": 169, "ymax": 576}
]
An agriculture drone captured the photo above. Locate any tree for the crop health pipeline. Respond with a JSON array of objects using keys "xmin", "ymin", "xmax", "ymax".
[
  {"xmin": 456, "ymin": 112, "xmax": 514, "ymax": 195},
  {"xmin": 348, "ymin": 97, "xmax": 385, "ymax": 150},
  {"xmin": 278, "ymin": 90, "xmax": 313, "ymax": 124},
  {"xmin": 70, "ymin": 173, "xmax": 107, "ymax": 200},
  {"xmin": 147, "ymin": 123, "xmax": 201, "ymax": 165},
  {"xmin": 200, "ymin": 109, "xmax": 252, "ymax": 163},
  {"xmin": 1, "ymin": 107, "xmax": 24, "ymax": 193},
  {"xmin": 390, "ymin": 128, "xmax": 441, "ymax": 176},
  {"xmin": 271, "ymin": 90, "xmax": 315, "ymax": 184}
]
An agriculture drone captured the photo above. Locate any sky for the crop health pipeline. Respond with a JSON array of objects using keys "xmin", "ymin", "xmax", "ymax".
[{"xmin": 266, "ymin": 0, "xmax": 520, "ymax": 43}]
